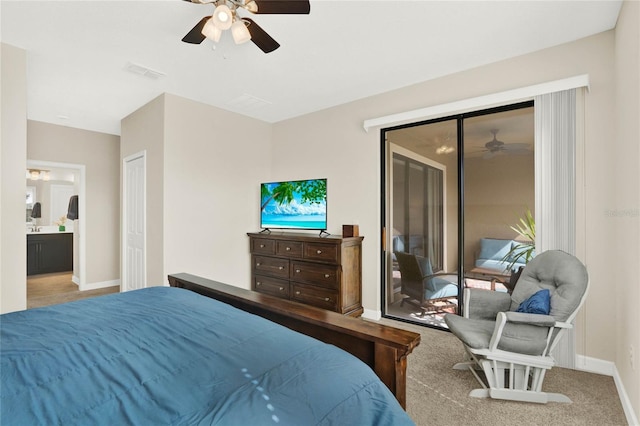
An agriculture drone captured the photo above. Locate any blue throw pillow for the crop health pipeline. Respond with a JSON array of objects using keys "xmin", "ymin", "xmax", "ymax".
[{"xmin": 516, "ymin": 289, "xmax": 551, "ymax": 315}]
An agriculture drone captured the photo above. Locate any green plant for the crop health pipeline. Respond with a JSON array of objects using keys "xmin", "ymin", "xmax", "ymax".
[{"xmin": 502, "ymin": 209, "xmax": 536, "ymax": 271}]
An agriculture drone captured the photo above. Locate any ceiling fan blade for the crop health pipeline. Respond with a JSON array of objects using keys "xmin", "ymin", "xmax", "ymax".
[
  {"xmin": 244, "ymin": 18, "xmax": 280, "ymax": 53},
  {"xmin": 503, "ymin": 143, "xmax": 530, "ymax": 151},
  {"xmin": 248, "ymin": 0, "xmax": 310, "ymax": 14},
  {"xmin": 182, "ymin": 16, "xmax": 209, "ymax": 44}
]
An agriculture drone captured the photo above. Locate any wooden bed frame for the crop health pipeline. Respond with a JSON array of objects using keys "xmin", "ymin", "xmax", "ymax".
[{"xmin": 168, "ymin": 273, "xmax": 421, "ymax": 409}]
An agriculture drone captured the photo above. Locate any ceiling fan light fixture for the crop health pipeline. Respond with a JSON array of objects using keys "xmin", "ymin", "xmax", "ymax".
[
  {"xmin": 231, "ymin": 19, "xmax": 251, "ymax": 44},
  {"xmin": 436, "ymin": 145, "xmax": 455, "ymax": 155},
  {"xmin": 202, "ymin": 18, "xmax": 222, "ymax": 41},
  {"xmin": 244, "ymin": 0, "xmax": 258, "ymax": 13},
  {"xmin": 212, "ymin": 4, "xmax": 233, "ymax": 30}
]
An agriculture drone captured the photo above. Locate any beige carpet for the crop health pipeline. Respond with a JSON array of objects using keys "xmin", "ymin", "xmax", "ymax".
[{"xmin": 380, "ymin": 319, "xmax": 628, "ymax": 426}]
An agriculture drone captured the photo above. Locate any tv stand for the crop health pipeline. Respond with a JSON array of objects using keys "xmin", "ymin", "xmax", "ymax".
[
  {"xmin": 248, "ymin": 232, "xmax": 364, "ymax": 316},
  {"xmin": 259, "ymin": 228, "xmax": 272, "ymax": 234},
  {"xmin": 319, "ymin": 230, "xmax": 330, "ymax": 237}
]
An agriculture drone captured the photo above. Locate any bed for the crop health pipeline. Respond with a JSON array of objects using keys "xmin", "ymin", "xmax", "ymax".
[{"xmin": 1, "ymin": 274, "xmax": 419, "ymax": 425}]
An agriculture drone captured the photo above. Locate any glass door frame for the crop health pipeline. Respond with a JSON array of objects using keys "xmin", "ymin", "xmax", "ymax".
[{"xmin": 380, "ymin": 100, "xmax": 534, "ymax": 327}]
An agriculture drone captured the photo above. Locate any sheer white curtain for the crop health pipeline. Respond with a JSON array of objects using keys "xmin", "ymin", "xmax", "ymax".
[{"xmin": 534, "ymin": 88, "xmax": 577, "ymax": 367}]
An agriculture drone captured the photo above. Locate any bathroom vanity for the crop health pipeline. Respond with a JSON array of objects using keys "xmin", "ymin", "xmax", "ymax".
[{"xmin": 27, "ymin": 231, "xmax": 73, "ymax": 276}]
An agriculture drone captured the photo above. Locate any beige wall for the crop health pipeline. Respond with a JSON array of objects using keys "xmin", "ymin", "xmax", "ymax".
[
  {"xmin": 163, "ymin": 94, "xmax": 272, "ymax": 286},
  {"xmin": 614, "ymin": 0, "xmax": 640, "ymax": 416},
  {"xmin": 121, "ymin": 94, "xmax": 165, "ymax": 288},
  {"xmin": 121, "ymin": 94, "xmax": 272, "ymax": 288},
  {"xmin": 27, "ymin": 121, "xmax": 120, "ymax": 285},
  {"xmin": 1, "ymin": 43, "xmax": 27, "ymax": 313}
]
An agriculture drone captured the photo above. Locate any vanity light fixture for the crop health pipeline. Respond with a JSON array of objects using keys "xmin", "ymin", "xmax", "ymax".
[{"xmin": 27, "ymin": 169, "xmax": 51, "ymax": 180}]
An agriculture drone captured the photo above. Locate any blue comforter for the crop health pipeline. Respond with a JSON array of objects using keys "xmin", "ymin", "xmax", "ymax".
[{"xmin": 1, "ymin": 287, "xmax": 413, "ymax": 425}]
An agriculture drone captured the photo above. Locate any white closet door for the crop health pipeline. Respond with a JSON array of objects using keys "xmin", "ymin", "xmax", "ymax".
[{"xmin": 122, "ymin": 152, "xmax": 146, "ymax": 292}]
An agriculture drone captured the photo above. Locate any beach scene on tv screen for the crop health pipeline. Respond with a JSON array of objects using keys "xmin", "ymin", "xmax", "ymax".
[{"xmin": 261, "ymin": 179, "xmax": 327, "ymax": 229}]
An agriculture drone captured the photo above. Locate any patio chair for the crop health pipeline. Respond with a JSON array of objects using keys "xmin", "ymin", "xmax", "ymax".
[
  {"xmin": 444, "ymin": 250, "xmax": 589, "ymax": 403},
  {"xmin": 394, "ymin": 251, "xmax": 458, "ymax": 316}
]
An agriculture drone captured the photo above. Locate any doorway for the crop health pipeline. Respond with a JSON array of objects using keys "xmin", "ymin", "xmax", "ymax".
[
  {"xmin": 25, "ymin": 160, "xmax": 87, "ymax": 306},
  {"xmin": 27, "ymin": 160, "xmax": 86, "ymax": 289},
  {"xmin": 382, "ymin": 102, "xmax": 535, "ymax": 329}
]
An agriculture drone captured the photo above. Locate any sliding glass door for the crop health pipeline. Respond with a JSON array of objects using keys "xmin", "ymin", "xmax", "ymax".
[
  {"xmin": 382, "ymin": 102, "xmax": 534, "ymax": 329},
  {"xmin": 383, "ymin": 119, "xmax": 459, "ymax": 326}
]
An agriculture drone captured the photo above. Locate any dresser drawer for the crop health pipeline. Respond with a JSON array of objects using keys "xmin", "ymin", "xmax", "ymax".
[
  {"xmin": 291, "ymin": 261, "xmax": 339, "ymax": 289},
  {"xmin": 276, "ymin": 240, "xmax": 303, "ymax": 258},
  {"xmin": 292, "ymin": 283, "xmax": 337, "ymax": 311},
  {"xmin": 251, "ymin": 238, "xmax": 276, "ymax": 255},
  {"xmin": 253, "ymin": 255, "xmax": 289, "ymax": 279},
  {"xmin": 304, "ymin": 242, "xmax": 338, "ymax": 263},
  {"xmin": 253, "ymin": 275, "xmax": 290, "ymax": 299}
]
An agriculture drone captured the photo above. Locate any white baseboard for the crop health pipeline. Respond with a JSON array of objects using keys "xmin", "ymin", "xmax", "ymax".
[
  {"xmin": 362, "ymin": 308, "xmax": 381, "ymax": 321},
  {"xmin": 79, "ymin": 279, "xmax": 120, "ymax": 292},
  {"xmin": 576, "ymin": 355, "xmax": 639, "ymax": 426},
  {"xmin": 71, "ymin": 275, "xmax": 80, "ymax": 285}
]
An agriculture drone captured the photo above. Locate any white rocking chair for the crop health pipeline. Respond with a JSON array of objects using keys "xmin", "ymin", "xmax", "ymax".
[{"xmin": 444, "ymin": 250, "xmax": 589, "ymax": 404}]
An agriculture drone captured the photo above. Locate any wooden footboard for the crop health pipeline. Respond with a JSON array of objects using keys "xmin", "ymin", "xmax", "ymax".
[{"xmin": 168, "ymin": 273, "xmax": 420, "ymax": 409}]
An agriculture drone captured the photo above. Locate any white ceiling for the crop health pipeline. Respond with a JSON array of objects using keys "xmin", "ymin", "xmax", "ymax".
[{"xmin": 0, "ymin": 0, "xmax": 622, "ymax": 136}]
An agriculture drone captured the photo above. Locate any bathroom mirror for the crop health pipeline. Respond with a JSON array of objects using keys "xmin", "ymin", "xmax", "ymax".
[{"xmin": 25, "ymin": 169, "xmax": 76, "ymax": 226}]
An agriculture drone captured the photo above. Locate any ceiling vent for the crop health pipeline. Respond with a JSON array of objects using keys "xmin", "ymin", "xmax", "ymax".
[
  {"xmin": 226, "ymin": 93, "xmax": 272, "ymax": 111},
  {"xmin": 124, "ymin": 62, "xmax": 166, "ymax": 80}
]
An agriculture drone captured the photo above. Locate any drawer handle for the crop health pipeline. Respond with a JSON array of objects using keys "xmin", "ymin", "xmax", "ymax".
[
  {"xmin": 256, "ymin": 262, "xmax": 261, "ymax": 266},
  {"xmin": 279, "ymin": 287, "xmax": 284, "ymax": 291},
  {"xmin": 324, "ymin": 274, "xmax": 330, "ymax": 278},
  {"xmin": 324, "ymin": 297, "xmax": 330, "ymax": 302},
  {"xmin": 295, "ymin": 269, "xmax": 301, "ymax": 273},
  {"xmin": 286, "ymin": 247, "xmax": 291, "ymax": 251},
  {"xmin": 278, "ymin": 266, "xmax": 284, "ymax": 270},
  {"xmin": 256, "ymin": 282, "xmax": 261, "ymax": 286},
  {"xmin": 259, "ymin": 244, "xmax": 265, "ymax": 248},
  {"xmin": 295, "ymin": 291, "xmax": 300, "ymax": 295},
  {"xmin": 316, "ymin": 250, "xmax": 322, "ymax": 254}
]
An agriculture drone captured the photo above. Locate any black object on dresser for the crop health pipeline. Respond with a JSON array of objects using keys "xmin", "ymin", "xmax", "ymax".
[
  {"xmin": 248, "ymin": 232, "xmax": 364, "ymax": 317},
  {"xmin": 27, "ymin": 233, "xmax": 73, "ymax": 276}
]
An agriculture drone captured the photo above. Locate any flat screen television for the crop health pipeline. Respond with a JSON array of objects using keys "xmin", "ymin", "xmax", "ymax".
[{"xmin": 260, "ymin": 178, "xmax": 327, "ymax": 231}]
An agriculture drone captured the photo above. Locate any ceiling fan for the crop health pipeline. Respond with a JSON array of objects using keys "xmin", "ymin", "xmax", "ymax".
[
  {"xmin": 480, "ymin": 129, "xmax": 529, "ymax": 159},
  {"xmin": 182, "ymin": 0, "xmax": 310, "ymax": 53}
]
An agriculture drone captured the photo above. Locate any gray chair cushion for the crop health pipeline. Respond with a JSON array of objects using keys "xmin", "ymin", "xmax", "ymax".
[
  {"xmin": 509, "ymin": 250, "xmax": 588, "ymax": 322},
  {"xmin": 465, "ymin": 288, "xmax": 511, "ymax": 320},
  {"xmin": 445, "ymin": 314, "xmax": 551, "ymax": 355}
]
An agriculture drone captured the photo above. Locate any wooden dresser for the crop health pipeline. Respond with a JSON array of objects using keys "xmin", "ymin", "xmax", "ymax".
[{"xmin": 248, "ymin": 232, "xmax": 364, "ymax": 317}]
